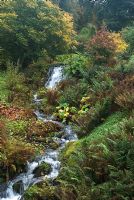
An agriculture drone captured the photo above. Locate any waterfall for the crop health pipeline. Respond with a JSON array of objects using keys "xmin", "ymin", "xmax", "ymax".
[
  {"xmin": 45, "ymin": 66, "xmax": 63, "ymax": 89},
  {"xmin": 0, "ymin": 66, "xmax": 77, "ymax": 200}
]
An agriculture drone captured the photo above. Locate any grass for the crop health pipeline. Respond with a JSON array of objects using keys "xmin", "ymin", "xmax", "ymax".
[
  {"xmin": 81, "ymin": 111, "xmax": 126, "ymax": 144},
  {"xmin": 62, "ymin": 111, "xmax": 127, "ymax": 159}
]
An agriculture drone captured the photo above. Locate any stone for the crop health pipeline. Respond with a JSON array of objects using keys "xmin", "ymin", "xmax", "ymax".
[{"xmin": 33, "ymin": 162, "xmax": 52, "ymax": 178}]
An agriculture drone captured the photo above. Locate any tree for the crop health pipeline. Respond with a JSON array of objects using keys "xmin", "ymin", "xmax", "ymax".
[
  {"xmin": 0, "ymin": 0, "xmax": 76, "ymax": 67},
  {"xmin": 96, "ymin": 0, "xmax": 134, "ymax": 31},
  {"xmin": 86, "ymin": 27, "xmax": 128, "ymax": 66},
  {"xmin": 122, "ymin": 25, "xmax": 134, "ymax": 56}
]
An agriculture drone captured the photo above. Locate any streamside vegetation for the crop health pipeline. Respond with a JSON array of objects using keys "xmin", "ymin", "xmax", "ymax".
[{"xmin": 0, "ymin": 0, "xmax": 134, "ymax": 199}]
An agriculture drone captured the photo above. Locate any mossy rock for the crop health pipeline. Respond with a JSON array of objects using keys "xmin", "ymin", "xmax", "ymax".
[
  {"xmin": 48, "ymin": 131, "xmax": 64, "ymax": 138},
  {"xmin": 23, "ymin": 184, "xmax": 59, "ymax": 200},
  {"xmin": 33, "ymin": 162, "xmax": 52, "ymax": 178},
  {"xmin": 28, "ymin": 120, "xmax": 62, "ymax": 139},
  {"xmin": 13, "ymin": 180, "xmax": 23, "ymax": 194},
  {"xmin": 44, "ymin": 137, "xmax": 60, "ymax": 149}
]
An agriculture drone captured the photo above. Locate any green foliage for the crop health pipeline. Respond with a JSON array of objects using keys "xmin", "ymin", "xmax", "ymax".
[
  {"xmin": 57, "ymin": 112, "xmax": 134, "ymax": 200},
  {"xmin": 50, "ymin": 0, "xmax": 134, "ymax": 31},
  {"xmin": 5, "ymin": 62, "xmax": 30, "ymax": 105},
  {"xmin": 23, "ymin": 185, "xmax": 45, "ymax": 200},
  {"xmin": 91, "ymin": 71, "xmax": 114, "ymax": 93},
  {"xmin": 74, "ymin": 98, "xmax": 113, "ymax": 137},
  {"xmin": 122, "ymin": 25, "xmax": 134, "ymax": 55},
  {"xmin": 59, "ymin": 81, "xmax": 88, "ymax": 107},
  {"xmin": 6, "ymin": 120, "xmax": 28, "ymax": 137},
  {"xmin": 77, "ymin": 24, "xmax": 96, "ymax": 43},
  {"xmin": 97, "ymin": 0, "xmax": 134, "ymax": 31},
  {"xmin": 25, "ymin": 57, "xmax": 50, "ymax": 89},
  {"xmin": 24, "ymin": 184, "xmax": 57, "ymax": 200},
  {"xmin": 54, "ymin": 103, "xmax": 77, "ymax": 122},
  {"xmin": 77, "ymin": 24, "xmax": 96, "ymax": 51},
  {"xmin": 83, "ymin": 112, "xmax": 126, "ymax": 142},
  {"xmin": 0, "ymin": 121, "xmax": 35, "ymax": 181},
  {"xmin": 0, "ymin": 72, "xmax": 9, "ymax": 102},
  {"xmin": 0, "ymin": 0, "xmax": 76, "ymax": 66},
  {"xmin": 121, "ymin": 55, "xmax": 134, "ymax": 74},
  {"xmin": 120, "ymin": 116, "xmax": 134, "ymax": 135},
  {"xmin": 57, "ymin": 53, "xmax": 89, "ymax": 78}
]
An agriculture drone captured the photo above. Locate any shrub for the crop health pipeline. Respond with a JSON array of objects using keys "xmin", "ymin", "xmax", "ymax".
[
  {"xmin": 122, "ymin": 25, "xmax": 134, "ymax": 55},
  {"xmin": 74, "ymin": 98, "xmax": 113, "ymax": 137},
  {"xmin": 120, "ymin": 116, "xmax": 134, "ymax": 135},
  {"xmin": 27, "ymin": 120, "xmax": 62, "ymax": 140},
  {"xmin": 24, "ymin": 184, "xmax": 58, "ymax": 200},
  {"xmin": 46, "ymin": 89, "xmax": 60, "ymax": 106},
  {"xmin": 115, "ymin": 75, "xmax": 134, "ymax": 110},
  {"xmin": 59, "ymin": 81, "xmax": 88, "ymax": 107},
  {"xmin": 6, "ymin": 120, "xmax": 28, "ymax": 137},
  {"xmin": 124, "ymin": 55, "xmax": 134, "ymax": 73},
  {"xmin": 0, "ymin": 136, "xmax": 35, "ymax": 181},
  {"xmin": 115, "ymin": 91, "xmax": 134, "ymax": 110},
  {"xmin": 91, "ymin": 71, "xmax": 114, "ymax": 94},
  {"xmin": 0, "ymin": 72, "xmax": 9, "ymax": 102},
  {"xmin": 57, "ymin": 53, "xmax": 89, "ymax": 78},
  {"xmin": 25, "ymin": 58, "xmax": 49, "ymax": 89},
  {"xmin": 54, "ymin": 103, "xmax": 77, "ymax": 122},
  {"xmin": 86, "ymin": 27, "xmax": 127, "ymax": 66},
  {"xmin": 5, "ymin": 63, "xmax": 30, "ymax": 106}
]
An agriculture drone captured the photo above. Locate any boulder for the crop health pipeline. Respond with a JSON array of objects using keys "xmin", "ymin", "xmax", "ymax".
[{"xmin": 33, "ymin": 162, "xmax": 52, "ymax": 178}]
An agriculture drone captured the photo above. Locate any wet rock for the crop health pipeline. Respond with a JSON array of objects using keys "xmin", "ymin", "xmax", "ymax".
[
  {"xmin": 13, "ymin": 180, "xmax": 23, "ymax": 194},
  {"xmin": 0, "ymin": 183, "xmax": 7, "ymax": 193},
  {"xmin": 44, "ymin": 137, "xmax": 60, "ymax": 150},
  {"xmin": 52, "ymin": 131, "xmax": 64, "ymax": 138},
  {"xmin": 33, "ymin": 162, "xmax": 52, "ymax": 178},
  {"xmin": 0, "ymin": 183, "xmax": 7, "ymax": 198},
  {"xmin": 49, "ymin": 141, "xmax": 60, "ymax": 150}
]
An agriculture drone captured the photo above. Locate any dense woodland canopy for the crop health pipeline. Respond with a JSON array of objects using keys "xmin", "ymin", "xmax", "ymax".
[
  {"xmin": 0, "ymin": 0, "xmax": 76, "ymax": 67},
  {"xmin": 52, "ymin": 0, "xmax": 134, "ymax": 30},
  {"xmin": 0, "ymin": 0, "xmax": 134, "ymax": 200}
]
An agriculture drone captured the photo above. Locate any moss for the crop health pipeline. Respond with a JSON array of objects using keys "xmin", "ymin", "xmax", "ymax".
[{"xmin": 33, "ymin": 162, "xmax": 51, "ymax": 177}]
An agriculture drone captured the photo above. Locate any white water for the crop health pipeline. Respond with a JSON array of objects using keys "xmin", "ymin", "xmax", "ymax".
[
  {"xmin": 45, "ymin": 66, "xmax": 63, "ymax": 89},
  {"xmin": 0, "ymin": 66, "xmax": 77, "ymax": 200}
]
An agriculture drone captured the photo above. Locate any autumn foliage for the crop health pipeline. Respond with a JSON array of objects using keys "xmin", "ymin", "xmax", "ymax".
[
  {"xmin": 0, "ymin": 104, "xmax": 35, "ymax": 120},
  {"xmin": 86, "ymin": 27, "xmax": 127, "ymax": 66}
]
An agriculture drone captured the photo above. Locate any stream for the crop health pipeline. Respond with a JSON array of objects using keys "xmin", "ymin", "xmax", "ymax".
[{"xmin": 0, "ymin": 66, "xmax": 77, "ymax": 200}]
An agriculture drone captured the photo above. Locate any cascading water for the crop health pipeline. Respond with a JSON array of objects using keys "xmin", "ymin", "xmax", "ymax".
[
  {"xmin": 0, "ymin": 66, "xmax": 77, "ymax": 200},
  {"xmin": 45, "ymin": 66, "xmax": 63, "ymax": 89}
]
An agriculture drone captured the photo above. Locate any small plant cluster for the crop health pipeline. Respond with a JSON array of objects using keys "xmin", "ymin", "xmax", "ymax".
[{"xmin": 54, "ymin": 103, "xmax": 77, "ymax": 122}]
